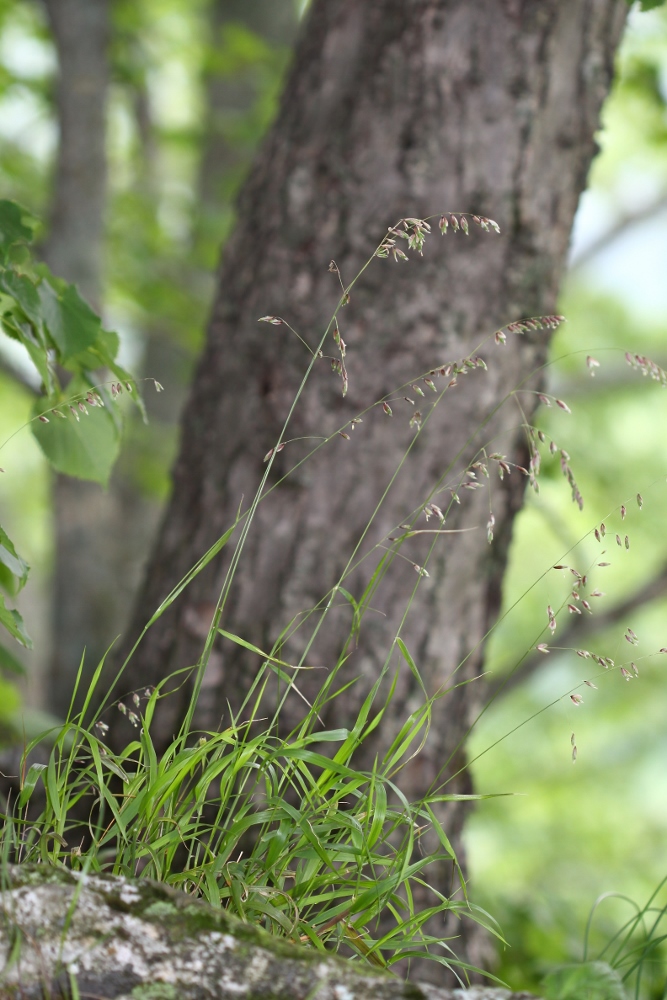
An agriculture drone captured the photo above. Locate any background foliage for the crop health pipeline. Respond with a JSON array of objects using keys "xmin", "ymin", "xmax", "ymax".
[{"xmin": 467, "ymin": 5, "xmax": 667, "ymax": 992}]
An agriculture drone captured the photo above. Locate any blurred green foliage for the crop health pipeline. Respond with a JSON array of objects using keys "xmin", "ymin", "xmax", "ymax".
[
  {"xmin": 468, "ymin": 7, "xmax": 667, "ymax": 997},
  {"xmin": 633, "ymin": 1, "xmax": 667, "ymax": 12},
  {"xmin": 0, "ymin": 0, "xmax": 295, "ymax": 733},
  {"xmin": 544, "ymin": 962, "xmax": 626, "ymax": 1000}
]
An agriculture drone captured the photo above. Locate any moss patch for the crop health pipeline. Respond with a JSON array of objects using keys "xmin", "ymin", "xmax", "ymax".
[{"xmin": 131, "ymin": 984, "xmax": 179, "ymax": 1000}]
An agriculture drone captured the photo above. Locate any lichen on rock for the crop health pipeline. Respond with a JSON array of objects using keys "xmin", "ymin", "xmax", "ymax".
[{"xmin": 0, "ymin": 866, "xmax": 538, "ymax": 1000}]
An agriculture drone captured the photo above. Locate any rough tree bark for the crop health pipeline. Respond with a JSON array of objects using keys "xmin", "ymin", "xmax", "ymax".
[{"xmin": 109, "ymin": 0, "xmax": 628, "ymax": 981}]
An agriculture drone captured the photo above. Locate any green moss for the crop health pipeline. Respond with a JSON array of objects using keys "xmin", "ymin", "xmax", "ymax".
[
  {"xmin": 2, "ymin": 863, "xmax": 74, "ymax": 890},
  {"xmin": 0, "ymin": 865, "xmax": 404, "ymax": 991},
  {"xmin": 141, "ymin": 900, "xmax": 179, "ymax": 920},
  {"xmin": 131, "ymin": 984, "xmax": 179, "ymax": 1000}
]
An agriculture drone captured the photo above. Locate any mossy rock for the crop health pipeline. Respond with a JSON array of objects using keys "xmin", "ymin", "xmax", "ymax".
[{"xmin": 0, "ymin": 864, "xmax": 541, "ymax": 1000}]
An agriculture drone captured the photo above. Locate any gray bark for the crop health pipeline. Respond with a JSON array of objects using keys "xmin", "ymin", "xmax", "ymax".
[
  {"xmin": 0, "ymin": 865, "xmax": 538, "ymax": 1000},
  {"xmin": 42, "ymin": 0, "xmax": 108, "ymax": 309},
  {"xmin": 40, "ymin": 0, "xmax": 122, "ymax": 721},
  {"xmin": 108, "ymin": 0, "xmax": 628, "ymax": 981}
]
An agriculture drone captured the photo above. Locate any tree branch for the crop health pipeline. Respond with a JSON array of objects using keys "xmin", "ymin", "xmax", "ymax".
[{"xmin": 570, "ymin": 192, "xmax": 667, "ymax": 271}]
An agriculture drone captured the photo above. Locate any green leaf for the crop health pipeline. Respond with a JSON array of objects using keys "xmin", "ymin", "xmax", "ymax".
[
  {"xmin": 68, "ymin": 326, "xmax": 120, "ymax": 372},
  {"xmin": 18, "ymin": 763, "xmax": 47, "ymax": 809},
  {"xmin": 543, "ymin": 962, "xmax": 627, "ymax": 1000},
  {"xmin": 39, "ymin": 281, "xmax": 102, "ymax": 362},
  {"xmin": 0, "ymin": 564, "xmax": 14, "ymax": 595},
  {"xmin": 22, "ymin": 336, "xmax": 54, "ymax": 394},
  {"xmin": 0, "ymin": 268, "xmax": 42, "ymax": 327},
  {"xmin": 628, "ymin": 0, "xmax": 666, "ymax": 8},
  {"xmin": 0, "ymin": 525, "xmax": 29, "ymax": 592},
  {"xmin": 45, "ymin": 754, "xmax": 63, "ymax": 825},
  {"xmin": 32, "ymin": 385, "xmax": 121, "ymax": 485},
  {"xmin": 218, "ymin": 628, "xmax": 317, "ymax": 670},
  {"xmin": 0, "ymin": 201, "xmax": 36, "ymax": 257},
  {"xmin": 66, "ymin": 329, "xmax": 146, "ymax": 422},
  {"xmin": 0, "ymin": 594, "xmax": 32, "ymax": 648},
  {"xmin": 1, "ymin": 314, "xmax": 53, "ymax": 392},
  {"xmin": 297, "ymin": 729, "xmax": 349, "ymax": 744},
  {"xmin": 396, "ymin": 636, "xmax": 428, "ymax": 697}
]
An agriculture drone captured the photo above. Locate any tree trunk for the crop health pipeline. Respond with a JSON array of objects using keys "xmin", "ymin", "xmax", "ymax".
[
  {"xmin": 41, "ymin": 0, "xmax": 160, "ymax": 722},
  {"xmin": 42, "ymin": 0, "xmax": 108, "ymax": 309},
  {"xmin": 41, "ymin": 0, "xmax": 118, "ymax": 721},
  {"xmin": 110, "ymin": 0, "xmax": 627, "ymax": 981},
  {"xmin": 42, "ymin": 0, "xmax": 298, "ymax": 720}
]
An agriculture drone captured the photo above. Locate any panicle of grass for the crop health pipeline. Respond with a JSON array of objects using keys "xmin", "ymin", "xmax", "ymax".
[{"xmin": 625, "ymin": 351, "xmax": 667, "ymax": 386}]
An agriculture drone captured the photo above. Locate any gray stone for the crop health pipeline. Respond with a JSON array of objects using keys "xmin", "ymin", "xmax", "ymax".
[{"xmin": 0, "ymin": 866, "xmax": 538, "ymax": 1000}]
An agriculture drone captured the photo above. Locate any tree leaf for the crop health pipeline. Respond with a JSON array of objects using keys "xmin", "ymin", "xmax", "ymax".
[
  {"xmin": 32, "ymin": 385, "xmax": 121, "ymax": 485},
  {"xmin": 67, "ymin": 326, "xmax": 120, "ymax": 373},
  {"xmin": 0, "ymin": 525, "xmax": 29, "ymax": 592},
  {"xmin": 0, "ymin": 314, "xmax": 53, "ymax": 392},
  {"xmin": 67, "ymin": 330, "xmax": 146, "ymax": 422},
  {"xmin": 18, "ymin": 762, "xmax": 47, "ymax": 809},
  {"xmin": 0, "ymin": 594, "xmax": 32, "ymax": 648},
  {"xmin": 38, "ymin": 281, "xmax": 102, "ymax": 362},
  {"xmin": 0, "ymin": 201, "xmax": 36, "ymax": 260},
  {"xmin": 0, "ymin": 268, "xmax": 42, "ymax": 327},
  {"xmin": 543, "ymin": 962, "xmax": 627, "ymax": 1000}
]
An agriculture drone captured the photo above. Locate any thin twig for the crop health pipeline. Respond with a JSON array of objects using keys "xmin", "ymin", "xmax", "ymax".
[{"xmin": 570, "ymin": 192, "xmax": 667, "ymax": 271}]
